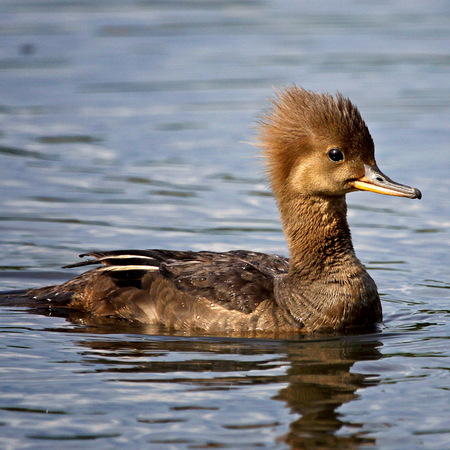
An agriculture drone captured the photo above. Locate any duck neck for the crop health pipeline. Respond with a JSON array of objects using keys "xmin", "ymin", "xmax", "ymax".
[
  {"xmin": 279, "ymin": 194, "xmax": 357, "ymax": 278},
  {"xmin": 275, "ymin": 193, "xmax": 381, "ymax": 331}
]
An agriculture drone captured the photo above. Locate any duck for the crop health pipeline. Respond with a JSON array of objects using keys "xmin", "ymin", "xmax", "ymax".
[{"xmin": 12, "ymin": 86, "xmax": 422, "ymax": 334}]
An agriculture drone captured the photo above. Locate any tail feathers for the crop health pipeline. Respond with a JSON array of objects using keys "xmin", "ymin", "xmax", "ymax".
[
  {"xmin": 0, "ymin": 251, "xmax": 163, "ymax": 311},
  {"xmin": 0, "ymin": 288, "xmax": 72, "ymax": 316},
  {"xmin": 0, "ymin": 289, "xmax": 35, "ymax": 307}
]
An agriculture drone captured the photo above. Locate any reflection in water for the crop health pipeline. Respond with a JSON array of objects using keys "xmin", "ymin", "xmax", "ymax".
[
  {"xmin": 62, "ymin": 324, "xmax": 381, "ymax": 448},
  {"xmin": 277, "ymin": 338, "xmax": 380, "ymax": 448}
]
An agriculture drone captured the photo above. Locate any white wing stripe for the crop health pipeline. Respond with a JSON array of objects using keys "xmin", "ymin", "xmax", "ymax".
[
  {"xmin": 98, "ymin": 265, "xmax": 159, "ymax": 272},
  {"xmin": 98, "ymin": 255, "xmax": 156, "ymax": 261}
]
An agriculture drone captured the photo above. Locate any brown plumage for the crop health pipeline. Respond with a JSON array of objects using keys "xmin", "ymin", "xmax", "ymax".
[{"xmin": 2, "ymin": 86, "xmax": 421, "ymax": 334}]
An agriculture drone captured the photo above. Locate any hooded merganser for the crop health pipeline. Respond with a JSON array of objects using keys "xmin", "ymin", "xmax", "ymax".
[{"xmin": 15, "ymin": 87, "xmax": 422, "ymax": 333}]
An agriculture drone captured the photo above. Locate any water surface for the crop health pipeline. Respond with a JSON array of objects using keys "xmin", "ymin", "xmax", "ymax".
[{"xmin": 0, "ymin": 1, "xmax": 449, "ymax": 448}]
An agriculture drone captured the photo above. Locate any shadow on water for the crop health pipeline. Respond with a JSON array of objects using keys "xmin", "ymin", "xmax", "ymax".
[{"xmin": 41, "ymin": 316, "xmax": 382, "ymax": 448}]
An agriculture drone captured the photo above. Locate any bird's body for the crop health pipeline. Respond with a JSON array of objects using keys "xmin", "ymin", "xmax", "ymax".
[{"xmin": 2, "ymin": 87, "xmax": 421, "ymax": 334}]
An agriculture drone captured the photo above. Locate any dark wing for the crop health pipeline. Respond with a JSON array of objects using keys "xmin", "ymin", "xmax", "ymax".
[{"xmin": 61, "ymin": 249, "xmax": 289, "ymax": 314}]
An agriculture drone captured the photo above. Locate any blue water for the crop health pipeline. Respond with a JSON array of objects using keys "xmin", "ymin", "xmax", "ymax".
[{"xmin": 0, "ymin": 0, "xmax": 449, "ymax": 448}]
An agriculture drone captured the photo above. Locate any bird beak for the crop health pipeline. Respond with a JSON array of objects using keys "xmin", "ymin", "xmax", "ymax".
[{"xmin": 351, "ymin": 164, "xmax": 422, "ymax": 199}]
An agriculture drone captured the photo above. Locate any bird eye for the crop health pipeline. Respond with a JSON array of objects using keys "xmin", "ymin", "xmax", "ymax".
[{"xmin": 328, "ymin": 148, "xmax": 344, "ymax": 162}]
